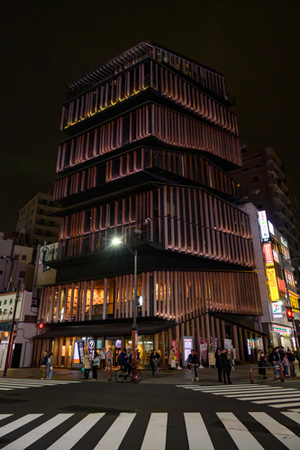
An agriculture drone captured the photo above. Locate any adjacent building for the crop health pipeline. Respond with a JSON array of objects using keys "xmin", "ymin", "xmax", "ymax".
[{"xmin": 34, "ymin": 42, "xmax": 263, "ymax": 368}]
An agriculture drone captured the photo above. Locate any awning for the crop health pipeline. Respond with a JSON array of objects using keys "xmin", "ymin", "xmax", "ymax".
[{"xmin": 35, "ymin": 316, "xmax": 175, "ymax": 339}]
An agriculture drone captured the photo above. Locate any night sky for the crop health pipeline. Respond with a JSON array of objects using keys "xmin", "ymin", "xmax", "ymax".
[{"xmin": 1, "ymin": 1, "xmax": 300, "ymax": 235}]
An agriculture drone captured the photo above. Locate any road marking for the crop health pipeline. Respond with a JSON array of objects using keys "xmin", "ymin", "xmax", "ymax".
[
  {"xmin": 47, "ymin": 413, "xmax": 105, "ymax": 449},
  {"xmin": 0, "ymin": 414, "xmax": 43, "ymax": 437},
  {"xmin": 94, "ymin": 413, "xmax": 136, "ymax": 449},
  {"xmin": 184, "ymin": 412, "xmax": 214, "ymax": 449},
  {"xmin": 288, "ymin": 408, "xmax": 300, "ymax": 412},
  {"xmin": 272, "ymin": 402, "xmax": 300, "ymax": 409},
  {"xmin": 3, "ymin": 414, "xmax": 73, "ymax": 450},
  {"xmin": 0, "ymin": 414, "xmax": 13, "ymax": 421},
  {"xmin": 250, "ymin": 412, "xmax": 300, "ymax": 450},
  {"xmin": 225, "ymin": 388, "xmax": 296, "ymax": 397},
  {"xmin": 211, "ymin": 389, "xmax": 289, "ymax": 395},
  {"xmin": 254, "ymin": 395, "xmax": 300, "ymax": 404},
  {"xmin": 281, "ymin": 411, "xmax": 300, "ymax": 424},
  {"xmin": 238, "ymin": 394, "xmax": 300, "ymax": 401},
  {"xmin": 217, "ymin": 412, "xmax": 264, "ymax": 450},
  {"xmin": 141, "ymin": 413, "xmax": 168, "ymax": 450}
]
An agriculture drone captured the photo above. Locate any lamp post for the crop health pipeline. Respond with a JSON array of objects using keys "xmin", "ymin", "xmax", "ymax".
[{"xmin": 111, "ymin": 238, "xmax": 139, "ymax": 367}]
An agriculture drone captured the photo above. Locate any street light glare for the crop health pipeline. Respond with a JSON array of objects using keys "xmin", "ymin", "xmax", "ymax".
[{"xmin": 112, "ymin": 237, "xmax": 122, "ymax": 245}]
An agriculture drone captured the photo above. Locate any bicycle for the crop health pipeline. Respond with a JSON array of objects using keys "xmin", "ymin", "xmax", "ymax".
[
  {"xmin": 189, "ymin": 363, "xmax": 199, "ymax": 382},
  {"xmin": 115, "ymin": 364, "xmax": 142, "ymax": 383}
]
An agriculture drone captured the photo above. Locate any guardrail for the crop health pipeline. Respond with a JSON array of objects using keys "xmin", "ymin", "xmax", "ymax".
[{"xmin": 249, "ymin": 364, "xmax": 285, "ymax": 383}]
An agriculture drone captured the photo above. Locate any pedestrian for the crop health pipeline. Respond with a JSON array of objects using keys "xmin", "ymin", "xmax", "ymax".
[
  {"xmin": 106, "ymin": 347, "xmax": 112, "ymax": 369},
  {"xmin": 118, "ymin": 348, "xmax": 130, "ymax": 374},
  {"xmin": 92, "ymin": 351, "xmax": 100, "ymax": 380},
  {"xmin": 83, "ymin": 351, "xmax": 92, "ymax": 380},
  {"xmin": 258, "ymin": 352, "xmax": 267, "ymax": 379},
  {"xmin": 268, "ymin": 348, "xmax": 279, "ymax": 377},
  {"xmin": 41, "ymin": 350, "xmax": 48, "ymax": 379},
  {"xmin": 46, "ymin": 351, "xmax": 53, "ymax": 379},
  {"xmin": 150, "ymin": 349, "xmax": 161, "ymax": 376},
  {"xmin": 278, "ymin": 346, "xmax": 285, "ymax": 361},
  {"xmin": 220, "ymin": 348, "xmax": 232, "ymax": 385},
  {"xmin": 100, "ymin": 347, "xmax": 107, "ymax": 371},
  {"xmin": 282, "ymin": 353, "xmax": 290, "ymax": 377},
  {"xmin": 287, "ymin": 349, "xmax": 296, "ymax": 376},
  {"xmin": 215, "ymin": 347, "xmax": 222, "ymax": 382},
  {"xmin": 187, "ymin": 349, "xmax": 199, "ymax": 381}
]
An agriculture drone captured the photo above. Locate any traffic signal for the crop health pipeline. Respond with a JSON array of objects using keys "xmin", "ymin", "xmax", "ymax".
[
  {"xmin": 287, "ymin": 309, "xmax": 294, "ymax": 322},
  {"xmin": 38, "ymin": 320, "xmax": 44, "ymax": 332}
]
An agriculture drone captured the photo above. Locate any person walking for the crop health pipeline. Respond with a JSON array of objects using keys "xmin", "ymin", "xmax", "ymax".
[
  {"xmin": 106, "ymin": 348, "xmax": 112, "ymax": 369},
  {"xmin": 46, "ymin": 351, "xmax": 53, "ymax": 379},
  {"xmin": 41, "ymin": 350, "xmax": 48, "ymax": 379},
  {"xmin": 92, "ymin": 351, "xmax": 100, "ymax": 380},
  {"xmin": 287, "ymin": 349, "xmax": 296, "ymax": 376},
  {"xmin": 83, "ymin": 351, "xmax": 92, "ymax": 380},
  {"xmin": 187, "ymin": 349, "xmax": 199, "ymax": 381},
  {"xmin": 100, "ymin": 347, "xmax": 107, "ymax": 371},
  {"xmin": 215, "ymin": 348, "xmax": 222, "ymax": 382},
  {"xmin": 150, "ymin": 349, "xmax": 161, "ymax": 376},
  {"xmin": 220, "ymin": 348, "xmax": 232, "ymax": 385},
  {"xmin": 282, "ymin": 353, "xmax": 290, "ymax": 377}
]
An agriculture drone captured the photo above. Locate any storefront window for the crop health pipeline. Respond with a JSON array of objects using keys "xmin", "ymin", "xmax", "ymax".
[
  {"xmin": 93, "ymin": 281, "xmax": 104, "ymax": 317},
  {"xmin": 125, "ymin": 335, "xmax": 153, "ymax": 369}
]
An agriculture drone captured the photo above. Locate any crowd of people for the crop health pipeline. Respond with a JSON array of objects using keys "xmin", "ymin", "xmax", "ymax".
[
  {"xmin": 257, "ymin": 346, "xmax": 297, "ymax": 379},
  {"xmin": 82, "ymin": 347, "xmax": 113, "ymax": 380}
]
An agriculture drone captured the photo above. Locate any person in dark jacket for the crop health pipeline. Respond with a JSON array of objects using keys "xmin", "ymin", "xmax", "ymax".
[
  {"xmin": 150, "ymin": 349, "xmax": 160, "ymax": 376},
  {"xmin": 215, "ymin": 348, "xmax": 222, "ymax": 382},
  {"xmin": 287, "ymin": 349, "xmax": 296, "ymax": 376},
  {"xmin": 220, "ymin": 348, "xmax": 232, "ymax": 384},
  {"xmin": 118, "ymin": 348, "xmax": 131, "ymax": 374},
  {"xmin": 258, "ymin": 352, "xmax": 267, "ymax": 379},
  {"xmin": 187, "ymin": 349, "xmax": 199, "ymax": 381},
  {"xmin": 41, "ymin": 351, "xmax": 48, "ymax": 379}
]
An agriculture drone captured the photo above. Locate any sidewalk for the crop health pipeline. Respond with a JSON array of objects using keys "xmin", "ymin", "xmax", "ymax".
[{"xmin": 1, "ymin": 365, "xmax": 299, "ymax": 385}]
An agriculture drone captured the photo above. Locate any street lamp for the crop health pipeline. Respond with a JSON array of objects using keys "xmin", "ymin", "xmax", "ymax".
[{"xmin": 111, "ymin": 237, "xmax": 139, "ymax": 365}]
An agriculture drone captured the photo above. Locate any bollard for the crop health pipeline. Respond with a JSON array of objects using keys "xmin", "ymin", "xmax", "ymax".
[
  {"xmin": 108, "ymin": 364, "xmax": 112, "ymax": 381},
  {"xmin": 279, "ymin": 364, "xmax": 285, "ymax": 382},
  {"xmin": 249, "ymin": 365, "xmax": 254, "ymax": 384}
]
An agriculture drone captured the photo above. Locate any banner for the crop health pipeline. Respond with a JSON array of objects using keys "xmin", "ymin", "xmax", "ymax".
[
  {"xmin": 263, "ymin": 243, "xmax": 274, "ymax": 266},
  {"xmin": 200, "ymin": 338, "xmax": 208, "ymax": 362},
  {"xmin": 172, "ymin": 339, "xmax": 178, "ymax": 362},
  {"xmin": 224, "ymin": 339, "xmax": 232, "ymax": 352}
]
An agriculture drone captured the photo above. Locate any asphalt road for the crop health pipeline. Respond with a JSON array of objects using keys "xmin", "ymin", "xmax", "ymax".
[{"xmin": 0, "ymin": 378, "xmax": 300, "ymax": 449}]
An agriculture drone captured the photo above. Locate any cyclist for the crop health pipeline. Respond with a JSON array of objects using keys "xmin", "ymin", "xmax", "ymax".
[
  {"xmin": 118, "ymin": 348, "xmax": 131, "ymax": 375},
  {"xmin": 187, "ymin": 349, "xmax": 199, "ymax": 381},
  {"xmin": 150, "ymin": 349, "xmax": 160, "ymax": 376}
]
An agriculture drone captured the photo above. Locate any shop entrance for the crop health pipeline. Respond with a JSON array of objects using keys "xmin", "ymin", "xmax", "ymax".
[{"xmin": 125, "ymin": 334, "xmax": 154, "ymax": 369}]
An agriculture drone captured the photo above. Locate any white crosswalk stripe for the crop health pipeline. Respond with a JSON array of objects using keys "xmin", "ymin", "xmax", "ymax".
[
  {"xmin": 0, "ymin": 411, "xmax": 300, "ymax": 449},
  {"xmin": 176, "ymin": 384, "xmax": 300, "ymax": 410},
  {"xmin": 0, "ymin": 378, "xmax": 80, "ymax": 392}
]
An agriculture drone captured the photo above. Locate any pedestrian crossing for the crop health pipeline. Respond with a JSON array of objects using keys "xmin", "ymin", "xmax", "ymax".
[
  {"xmin": 0, "ymin": 378, "xmax": 80, "ymax": 392},
  {"xmin": 176, "ymin": 384, "xmax": 300, "ymax": 410},
  {"xmin": 0, "ymin": 410, "xmax": 299, "ymax": 449}
]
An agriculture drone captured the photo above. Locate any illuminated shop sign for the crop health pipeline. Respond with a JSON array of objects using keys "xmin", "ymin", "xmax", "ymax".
[
  {"xmin": 271, "ymin": 325, "xmax": 292, "ymax": 336},
  {"xmin": 266, "ymin": 268, "xmax": 279, "ymax": 301},
  {"xmin": 282, "ymin": 246, "xmax": 290, "ymax": 260},
  {"xmin": 285, "ymin": 269, "xmax": 295, "ymax": 287},
  {"xmin": 268, "ymin": 221, "xmax": 275, "ymax": 235},
  {"xmin": 263, "ymin": 243, "xmax": 274, "ymax": 266},
  {"xmin": 258, "ymin": 211, "xmax": 270, "ymax": 241},
  {"xmin": 277, "ymin": 278, "xmax": 286, "ymax": 293},
  {"xmin": 272, "ymin": 301, "xmax": 283, "ymax": 314},
  {"xmin": 272, "ymin": 249, "xmax": 280, "ymax": 264},
  {"xmin": 280, "ymin": 236, "xmax": 288, "ymax": 248},
  {"xmin": 289, "ymin": 292, "xmax": 299, "ymax": 313}
]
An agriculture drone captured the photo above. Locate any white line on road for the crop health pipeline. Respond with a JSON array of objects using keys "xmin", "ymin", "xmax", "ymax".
[
  {"xmin": 0, "ymin": 414, "xmax": 43, "ymax": 437},
  {"xmin": 217, "ymin": 412, "xmax": 264, "ymax": 450},
  {"xmin": 47, "ymin": 413, "xmax": 105, "ymax": 449},
  {"xmin": 249, "ymin": 412, "xmax": 300, "ymax": 450},
  {"xmin": 3, "ymin": 414, "xmax": 73, "ymax": 450},
  {"xmin": 141, "ymin": 413, "xmax": 168, "ymax": 450},
  {"xmin": 184, "ymin": 412, "xmax": 214, "ymax": 449},
  {"xmin": 94, "ymin": 413, "xmax": 136, "ymax": 450},
  {"xmin": 254, "ymin": 395, "xmax": 300, "ymax": 404}
]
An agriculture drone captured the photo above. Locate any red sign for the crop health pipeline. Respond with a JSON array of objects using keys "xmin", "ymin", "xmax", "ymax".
[
  {"xmin": 277, "ymin": 278, "xmax": 286, "ymax": 293},
  {"xmin": 263, "ymin": 243, "xmax": 274, "ymax": 266},
  {"xmin": 172, "ymin": 339, "xmax": 178, "ymax": 362},
  {"xmin": 285, "ymin": 269, "xmax": 295, "ymax": 287}
]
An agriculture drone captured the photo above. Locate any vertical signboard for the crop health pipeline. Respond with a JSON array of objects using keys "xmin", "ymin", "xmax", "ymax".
[
  {"xmin": 263, "ymin": 243, "xmax": 274, "ymax": 266},
  {"xmin": 266, "ymin": 268, "xmax": 280, "ymax": 301},
  {"xmin": 181, "ymin": 336, "xmax": 193, "ymax": 366},
  {"xmin": 258, "ymin": 211, "xmax": 270, "ymax": 241}
]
